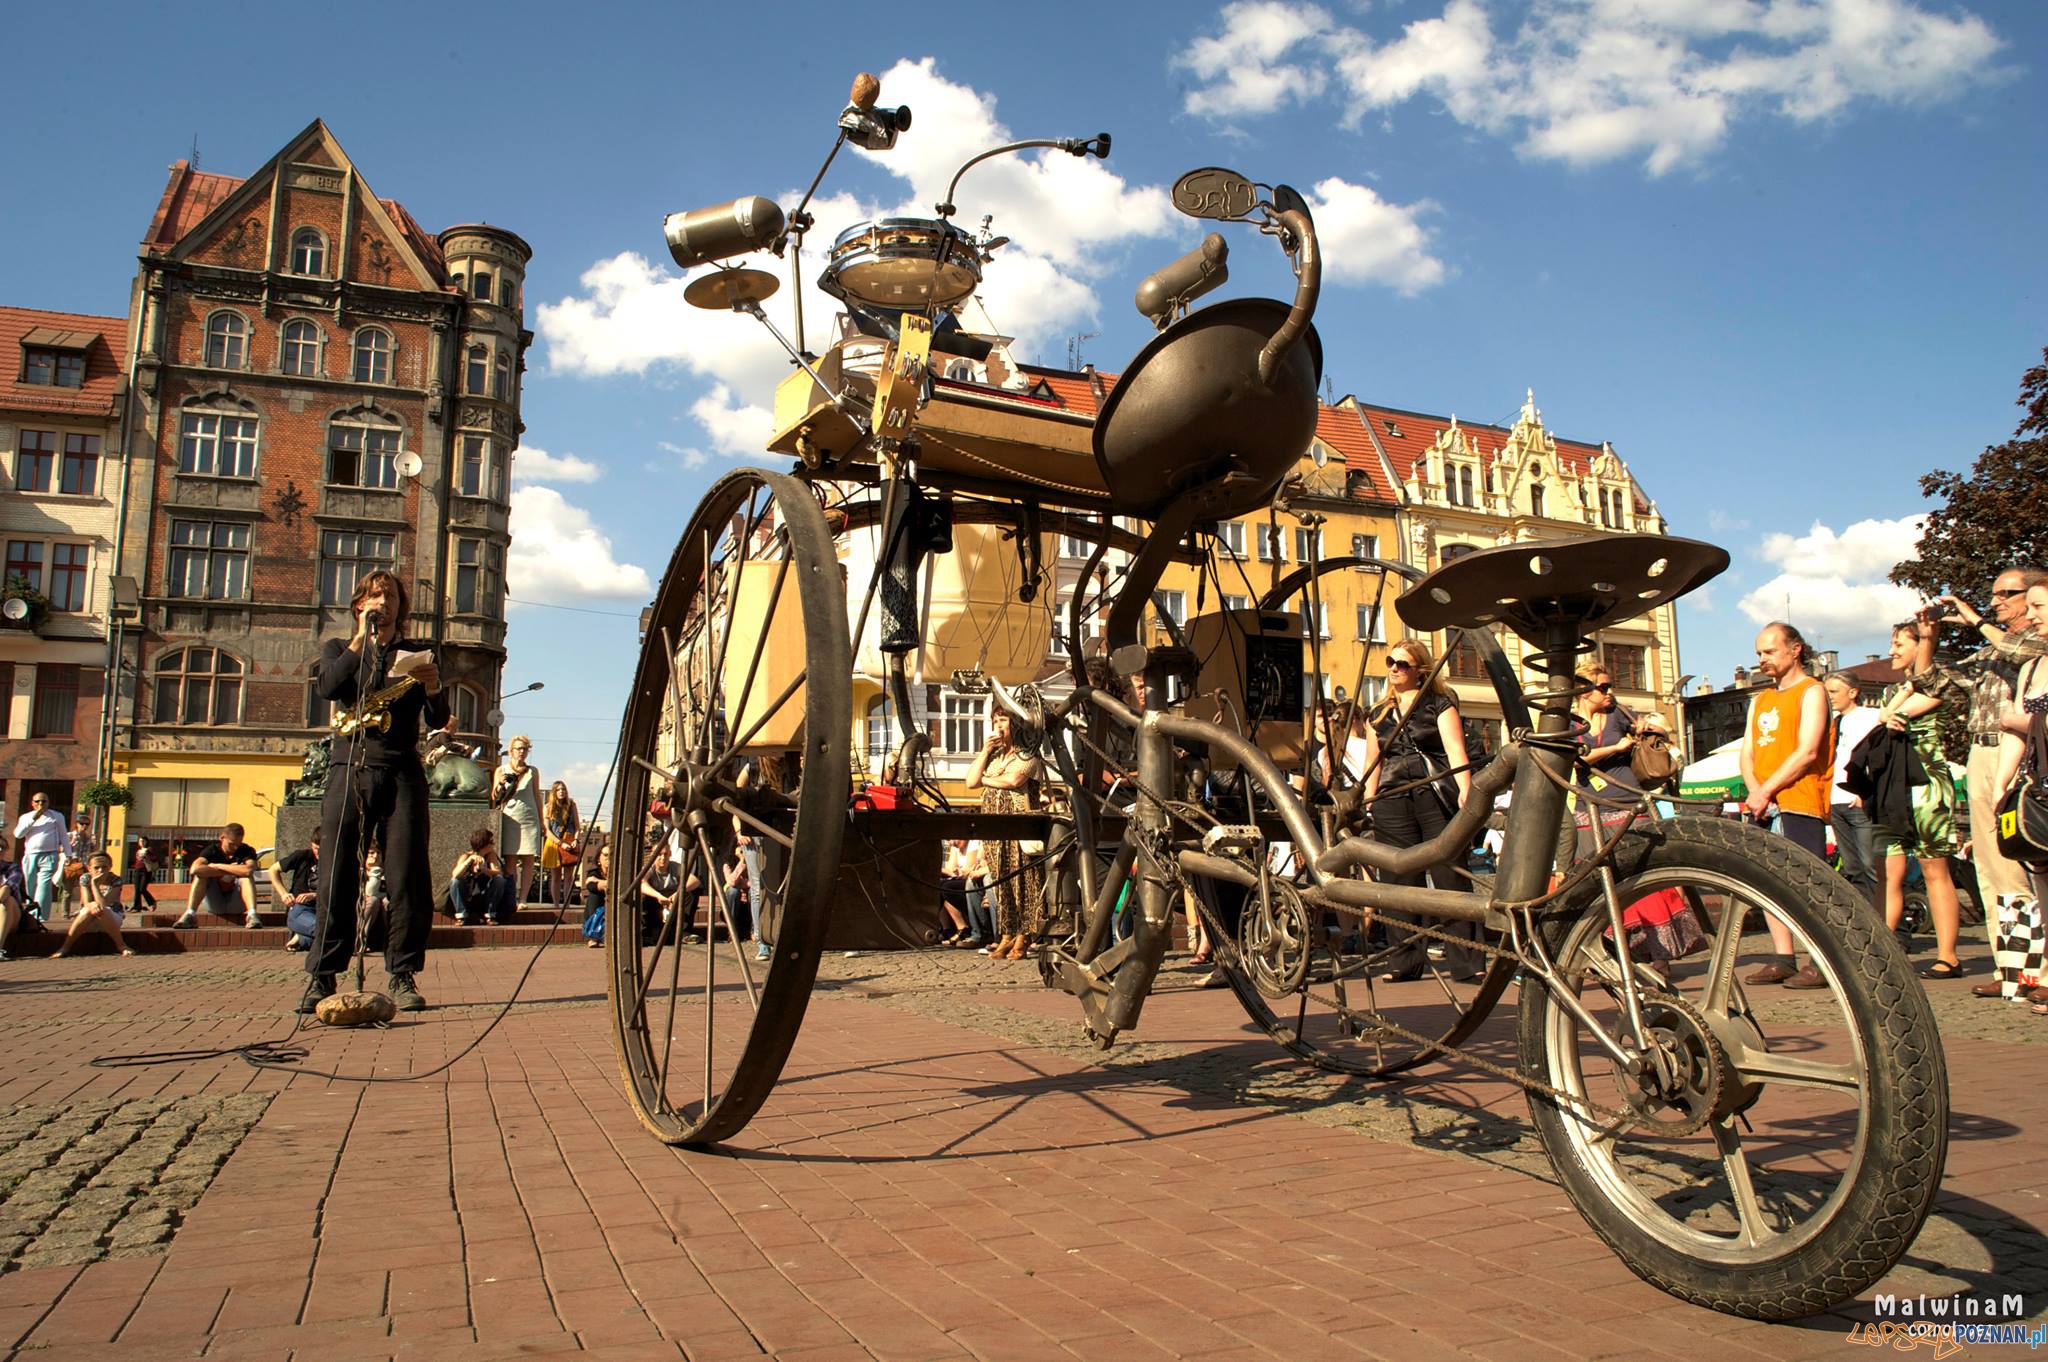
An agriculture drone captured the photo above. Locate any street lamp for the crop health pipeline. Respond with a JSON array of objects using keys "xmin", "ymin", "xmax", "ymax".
[{"xmin": 484, "ymin": 681, "xmax": 543, "ymax": 732}]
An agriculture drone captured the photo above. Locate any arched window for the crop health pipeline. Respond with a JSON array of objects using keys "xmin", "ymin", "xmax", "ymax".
[
  {"xmin": 204, "ymin": 312, "xmax": 247, "ymax": 370},
  {"xmin": 472, "ymin": 270, "xmax": 493, "ymax": 300},
  {"xmin": 864, "ymin": 694, "xmax": 895, "ymax": 774},
  {"xmin": 466, "ymin": 345, "xmax": 489, "ymax": 395},
  {"xmin": 177, "ymin": 395, "xmax": 260, "ymax": 478},
  {"xmin": 493, "ymin": 350, "xmax": 511, "ymax": 400},
  {"xmin": 352, "ymin": 328, "xmax": 392, "ymax": 384},
  {"xmin": 289, "ymin": 228, "xmax": 327, "ymax": 277},
  {"xmin": 1530, "ymin": 485, "xmax": 1546, "ymax": 518},
  {"xmin": 327, "ymin": 409, "xmax": 402, "ymax": 490},
  {"xmin": 280, "ymin": 320, "xmax": 321, "ymax": 377},
  {"xmin": 498, "ymin": 276, "xmax": 517, "ymax": 308},
  {"xmin": 153, "ymin": 647, "xmax": 245, "ymax": 726},
  {"xmin": 450, "ymin": 683, "xmax": 484, "ymax": 735}
]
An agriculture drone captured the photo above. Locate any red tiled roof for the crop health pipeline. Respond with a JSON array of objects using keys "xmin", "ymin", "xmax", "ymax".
[
  {"xmin": 142, "ymin": 163, "xmax": 247, "ymax": 254},
  {"xmin": 1356, "ymin": 401, "xmax": 1650, "ymax": 509},
  {"xmin": 141, "ymin": 161, "xmax": 448, "ymax": 279},
  {"xmin": 0, "ymin": 307, "xmax": 129, "ymax": 418},
  {"xmin": 1313, "ymin": 402, "xmax": 1396, "ymax": 505}
]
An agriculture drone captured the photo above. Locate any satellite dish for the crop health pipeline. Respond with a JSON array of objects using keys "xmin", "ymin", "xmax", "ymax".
[
  {"xmin": 395, "ymin": 449, "xmax": 424, "ymax": 480},
  {"xmin": 484, "ymin": 707, "xmax": 506, "ymax": 729},
  {"xmin": 1, "ymin": 598, "xmax": 27, "ymax": 622}
]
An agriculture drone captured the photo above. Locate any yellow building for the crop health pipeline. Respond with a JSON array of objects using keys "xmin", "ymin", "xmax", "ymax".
[{"xmin": 1364, "ymin": 391, "xmax": 1685, "ymax": 748}]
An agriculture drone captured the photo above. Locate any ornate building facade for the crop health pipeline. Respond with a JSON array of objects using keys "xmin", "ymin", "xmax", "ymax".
[{"xmin": 104, "ymin": 121, "xmax": 527, "ymax": 857}]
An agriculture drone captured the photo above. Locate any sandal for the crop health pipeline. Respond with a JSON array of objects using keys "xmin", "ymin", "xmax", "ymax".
[
  {"xmin": 1189, "ymin": 950, "xmax": 1212, "ymax": 966},
  {"xmin": 2034, "ymin": 1000, "xmax": 2048, "ymax": 1016},
  {"xmin": 1919, "ymin": 959, "xmax": 1965, "ymax": 980}
]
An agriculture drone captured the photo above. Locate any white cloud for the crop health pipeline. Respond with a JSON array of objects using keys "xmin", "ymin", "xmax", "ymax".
[
  {"xmin": 1735, "ymin": 514, "xmax": 1927, "ymax": 650},
  {"xmin": 1181, "ymin": 0, "xmax": 2006, "ymax": 174},
  {"xmin": 1175, "ymin": 1, "xmax": 1334, "ymax": 118},
  {"xmin": 1305, "ymin": 178, "xmax": 1446, "ymax": 294},
  {"xmin": 690, "ymin": 384, "xmax": 775, "ymax": 458},
  {"xmin": 510, "ymin": 443, "xmax": 601, "ymax": 485},
  {"xmin": 508, "ymin": 486, "xmax": 654, "ymax": 604}
]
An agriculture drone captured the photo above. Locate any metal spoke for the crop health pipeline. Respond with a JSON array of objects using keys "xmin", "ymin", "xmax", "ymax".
[
  {"xmin": 1726, "ymin": 1044, "xmax": 1862, "ymax": 1093},
  {"xmin": 657, "ymin": 840, "xmax": 701, "ymax": 1108},
  {"xmin": 697, "ymin": 827, "xmax": 760, "ymax": 1012},
  {"xmin": 1700, "ymin": 891, "xmax": 1749, "ymax": 1018},
  {"xmin": 723, "ymin": 544, "xmax": 792, "ymax": 755},
  {"xmin": 1713, "ymin": 1119, "xmax": 1777, "ymax": 1248},
  {"xmin": 717, "ymin": 668, "xmax": 809, "ymax": 763},
  {"xmin": 714, "ymin": 798, "xmax": 796, "ymax": 851}
]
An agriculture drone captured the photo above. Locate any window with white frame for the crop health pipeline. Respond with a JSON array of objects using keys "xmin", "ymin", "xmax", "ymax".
[
  {"xmin": 289, "ymin": 228, "xmax": 326, "ymax": 277},
  {"xmin": 1301, "ymin": 672, "xmax": 1331, "ymax": 707},
  {"xmin": 493, "ymin": 351, "xmax": 511, "ymax": 400},
  {"xmin": 1221, "ymin": 592, "xmax": 1250, "ymax": 613},
  {"xmin": 1217, "ymin": 521, "xmax": 1245, "ymax": 558},
  {"xmin": 280, "ymin": 320, "xmax": 321, "ymax": 377},
  {"xmin": 1354, "ymin": 603, "xmax": 1387, "ymax": 642},
  {"xmin": 452, "ymin": 537, "xmax": 502, "ymax": 615},
  {"xmin": 352, "ymin": 328, "xmax": 391, "ymax": 384},
  {"xmin": 863, "ymin": 694, "xmax": 894, "ymax": 772},
  {"xmin": 1153, "ymin": 589, "xmax": 1186, "ymax": 628},
  {"xmin": 1294, "ymin": 526, "xmax": 1323, "ymax": 563},
  {"xmin": 1059, "ymin": 533, "xmax": 1092, "ymax": 561},
  {"xmin": 204, "ymin": 312, "xmax": 247, "ymax": 369},
  {"xmin": 1350, "ymin": 532, "xmax": 1378, "ymax": 560},
  {"xmin": 319, "ymin": 529, "xmax": 396, "ymax": 606},
  {"xmin": 1314, "ymin": 601, "xmax": 1330, "ymax": 638},
  {"xmin": 167, "ymin": 520, "xmax": 249, "ymax": 599},
  {"xmin": 328, "ymin": 415, "xmax": 400, "ymax": 489},
  {"xmin": 152, "ymin": 647, "xmax": 244, "ymax": 725},
  {"xmin": 942, "ymin": 692, "xmax": 986, "ymax": 753},
  {"xmin": 178, "ymin": 408, "xmax": 259, "ymax": 478},
  {"xmin": 451, "ymin": 683, "xmax": 484, "ymax": 735},
  {"xmin": 457, "ymin": 435, "xmax": 491, "ymax": 498},
  {"xmin": 1257, "ymin": 523, "xmax": 1285, "ymax": 562},
  {"xmin": 466, "ymin": 345, "xmax": 489, "ymax": 395}
]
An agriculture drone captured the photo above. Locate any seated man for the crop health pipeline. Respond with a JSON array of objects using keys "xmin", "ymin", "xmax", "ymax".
[
  {"xmin": 449, "ymin": 827, "xmax": 514, "ymax": 926},
  {"xmin": 0, "ymin": 836, "xmax": 27, "ymax": 961},
  {"xmin": 268, "ymin": 833, "xmax": 322, "ymax": 951},
  {"xmin": 178, "ymin": 823, "xmax": 262, "ymax": 929},
  {"xmin": 50, "ymin": 853, "xmax": 134, "ymax": 958}
]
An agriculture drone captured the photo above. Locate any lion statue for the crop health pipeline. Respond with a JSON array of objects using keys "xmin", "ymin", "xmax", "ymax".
[{"xmin": 422, "ymin": 730, "xmax": 492, "ymax": 800}]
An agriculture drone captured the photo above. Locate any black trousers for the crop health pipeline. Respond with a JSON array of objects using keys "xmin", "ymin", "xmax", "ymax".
[
  {"xmin": 1372, "ymin": 787, "xmax": 1484, "ymax": 976},
  {"xmin": 311, "ymin": 756, "xmax": 433, "ymax": 977}
]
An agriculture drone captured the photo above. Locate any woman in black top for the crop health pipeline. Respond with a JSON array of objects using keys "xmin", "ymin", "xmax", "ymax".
[
  {"xmin": 303, "ymin": 570, "xmax": 448, "ymax": 1014},
  {"xmin": 1360, "ymin": 639, "xmax": 1481, "ymax": 981}
]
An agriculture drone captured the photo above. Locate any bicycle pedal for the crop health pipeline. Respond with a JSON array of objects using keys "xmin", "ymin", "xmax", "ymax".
[{"xmin": 1202, "ymin": 824, "xmax": 1262, "ymax": 854}]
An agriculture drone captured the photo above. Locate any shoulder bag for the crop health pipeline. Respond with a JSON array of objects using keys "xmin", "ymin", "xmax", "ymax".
[{"xmin": 1995, "ymin": 708, "xmax": 2048, "ymax": 869}]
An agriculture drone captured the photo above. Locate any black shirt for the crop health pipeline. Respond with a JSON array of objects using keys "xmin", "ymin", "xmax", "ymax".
[
  {"xmin": 1575, "ymin": 709, "xmax": 1640, "ymax": 791},
  {"xmin": 316, "ymin": 635, "xmax": 452, "ymax": 767},
  {"xmin": 277, "ymin": 847, "xmax": 319, "ymax": 897},
  {"xmin": 194, "ymin": 841, "xmax": 259, "ymax": 875},
  {"xmin": 1372, "ymin": 692, "xmax": 1454, "ymax": 776}
]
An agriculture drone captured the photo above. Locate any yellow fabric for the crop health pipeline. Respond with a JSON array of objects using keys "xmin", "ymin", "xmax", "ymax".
[{"xmin": 1748, "ymin": 677, "xmax": 1834, "ymax": 818}]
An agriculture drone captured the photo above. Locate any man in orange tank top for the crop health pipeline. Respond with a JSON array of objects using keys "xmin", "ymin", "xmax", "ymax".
[{"xmin": 1739, "ymin": 621, "xmax": 1836, "ymax": 989}]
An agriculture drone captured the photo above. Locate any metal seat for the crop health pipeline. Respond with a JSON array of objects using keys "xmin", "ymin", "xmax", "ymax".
[{"xmin": 1394, "ymin": 533, "xmax": 1728, "ymax": 643}]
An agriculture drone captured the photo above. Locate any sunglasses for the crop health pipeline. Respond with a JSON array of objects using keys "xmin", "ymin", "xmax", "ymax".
[
  {"xmin": 1594, "ymin": 682, "xmax": 1614, "ymax": 693},
  {"xmin": 1388, "ymin": 659, "xmax": 1415, "ymax": 672},
  {"xmin": 1992, "ymin": 588, "xmax": 2027, "ymax": 599}
]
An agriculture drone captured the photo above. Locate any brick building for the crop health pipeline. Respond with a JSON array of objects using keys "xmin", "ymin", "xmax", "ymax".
[
  {"xmin": 105, "ymin": 120, "xmax": 527, "ymax": 860},
  {"xmin": 0, "ymin": 307, "xmax": 131, "ymax": 825}
]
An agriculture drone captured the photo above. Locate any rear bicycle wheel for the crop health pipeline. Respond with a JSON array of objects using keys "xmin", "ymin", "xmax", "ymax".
[
  {"xmin": 1517, "ymin": 816, "xmax": 1948, "ymax": 1318},
  {"xmin": 608, "ymin": 469, "xmax": 851, "ymax": 1146}
]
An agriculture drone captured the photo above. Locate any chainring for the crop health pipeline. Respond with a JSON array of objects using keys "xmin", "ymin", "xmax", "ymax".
[
  {"xmin": 1608, "ymin": 993, "xmax": 1729, "ymax": 1137},
  {"xmin": 1239, "ymin": 875, "xmax": 1313, "ymax": 998}
]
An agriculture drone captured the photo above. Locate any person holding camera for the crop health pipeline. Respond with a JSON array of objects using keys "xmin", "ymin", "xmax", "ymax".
[
  {"xmin": 492, "ymin": 737, "xmax": 543, "ymax": 906},
  {"xmin": 301, "ymin": 570, "xmax": 446, "ymax": 1015},
  {"xmin": 449, "ymin": 827, "xmax": 513, "ymax": 926}
]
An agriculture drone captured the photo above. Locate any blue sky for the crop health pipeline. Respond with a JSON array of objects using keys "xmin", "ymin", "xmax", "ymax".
[{"xmin": 4, "ymin": 0, "xmax": 2042, "ymax": 808}]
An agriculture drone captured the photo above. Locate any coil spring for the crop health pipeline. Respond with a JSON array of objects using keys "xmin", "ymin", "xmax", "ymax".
[{"xmin": 1518, "ymin": 630, "xmax": 1599, "ymax": 730}]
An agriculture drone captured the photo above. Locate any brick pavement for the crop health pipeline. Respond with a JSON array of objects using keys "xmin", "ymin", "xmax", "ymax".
[{"xmin": 0, "ymin": 938, "xmax": 2043, "ymax": 1361}]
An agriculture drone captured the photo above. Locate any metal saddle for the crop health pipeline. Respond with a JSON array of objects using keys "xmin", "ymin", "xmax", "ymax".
[{"xmin": 1395, "ymin": 533, "xmax": 1729, "ymax": 643}]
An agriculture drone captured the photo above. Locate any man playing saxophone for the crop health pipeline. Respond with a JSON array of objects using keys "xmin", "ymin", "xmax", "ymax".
[{"xmin": 301, "ymin": 569, "xmax": 448, "ymax": 1014}]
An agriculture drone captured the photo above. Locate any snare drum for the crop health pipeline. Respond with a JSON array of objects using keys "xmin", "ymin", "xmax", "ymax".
[{"xmin": 823, "ymin": 217, "xmax": 981, "ymax": 309}]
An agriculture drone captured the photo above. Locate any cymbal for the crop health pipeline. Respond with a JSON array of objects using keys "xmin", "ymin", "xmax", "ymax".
[{"xmin": 684, "ymin": 268, "xmax": 780, "ymax": 310}]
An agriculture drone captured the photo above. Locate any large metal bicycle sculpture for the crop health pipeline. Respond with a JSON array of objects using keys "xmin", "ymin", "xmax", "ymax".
[{"xmin": 609, "ymin": 73, "xmax": 1947, "ymax": 1321}]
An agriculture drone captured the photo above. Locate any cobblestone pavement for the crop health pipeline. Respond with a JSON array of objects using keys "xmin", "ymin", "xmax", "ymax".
[{"xmin": 0, "ymin": 937, "xmax": 2041, "ymax": 1360}]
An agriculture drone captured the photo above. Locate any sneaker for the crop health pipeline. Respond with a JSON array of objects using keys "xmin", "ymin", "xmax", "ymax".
[
  {"xmin": 297, "ymin": 975, "xmax": 336, "ymax": 1014},
  {"xmin": 1781, "ymin": 964, "xmax": 1829, "ymax": 990},
  {"xmin": 244, "ymin": 912, "xmax": 263, "ymax": 930},
  {"xmin": 386, "ymin": 972, "xmax": 426, "ymax": 1012},
  {"xmin": 1742, "ymin": 961, "xmax": 1794, "ymax": 986},
  {"xmin": 754, "ymin": 942, "xmax": 771, "ymax": 961},
  {"xmin": 173, "ymin": 910, "xmax": 197, "ymax": 929}
]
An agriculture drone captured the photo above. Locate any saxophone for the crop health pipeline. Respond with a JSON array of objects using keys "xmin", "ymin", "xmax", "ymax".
[{"xmin": 332, "ymin": 674, "xmax": 420, "ymax": 738}]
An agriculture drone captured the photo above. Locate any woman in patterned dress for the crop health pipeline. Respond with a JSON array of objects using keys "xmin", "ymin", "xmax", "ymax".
[
  {"xmin": 1877, "ymin": 617, "xmax": 1969, "ymax": 979},
  {"xmin": 966, "ymin": 709, "xmax": 1043, "ymax": 961}
]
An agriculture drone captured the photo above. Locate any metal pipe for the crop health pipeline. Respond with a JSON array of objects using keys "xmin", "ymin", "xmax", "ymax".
[
  {"xmin": 1314, "ymin": 748, "xmax": 1518, "ymax": 880},
  {"xmin": 1177, "ymin": 851, "xmax": 1493, "ymax": 925},
  {"xmin": 1494, "ymin": 621, "xmax": 1582, "ymax": 903}
]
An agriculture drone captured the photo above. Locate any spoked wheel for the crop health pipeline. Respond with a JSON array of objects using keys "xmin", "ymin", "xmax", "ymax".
[
  {"xmin": 608, "ymin": 468, "xmax": 851, "ymax": 1146},
  {"xmin": 1518, "ymin": 816, "xmax": 1947, "ymax": 1319},
  {"xmin": 1192, "ymin": 555, "xmax": 1527, "ymax": 1077}
]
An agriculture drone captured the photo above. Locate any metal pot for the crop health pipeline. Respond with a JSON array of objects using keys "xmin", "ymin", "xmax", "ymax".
[{"xmin": 1091, "ymin": 297, "xmax": 1323, "ymax": 521}]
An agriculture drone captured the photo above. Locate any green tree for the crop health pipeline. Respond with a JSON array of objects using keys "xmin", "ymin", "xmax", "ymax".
[{"xmin": 1891, "ymin": 344, "xmax": 2048, "ymax": 602}]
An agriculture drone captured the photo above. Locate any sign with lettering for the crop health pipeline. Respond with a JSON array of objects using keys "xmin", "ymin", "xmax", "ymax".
[{"xmin": 1172, "ymin": 167, "xmax": 1259, "ymax": 222}]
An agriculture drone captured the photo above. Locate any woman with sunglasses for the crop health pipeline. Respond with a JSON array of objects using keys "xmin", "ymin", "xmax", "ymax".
[{"xmin": 1360, "ymin": 640, "xmax": 1481, "ymax": 981}]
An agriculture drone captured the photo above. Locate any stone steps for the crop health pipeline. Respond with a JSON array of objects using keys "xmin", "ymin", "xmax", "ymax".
[{"xmin": 8, "ymin": 906, "xmax": 592, "ymax": 955}]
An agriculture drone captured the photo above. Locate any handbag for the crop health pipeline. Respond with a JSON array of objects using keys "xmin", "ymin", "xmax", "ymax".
[
  {"xmin": 1994, "ymin": 710, "xmax": 2048, "ymax": 869},
  {"xmin": 1629, "ymin": 724, "xmax": 1680, "ymax": 792}
]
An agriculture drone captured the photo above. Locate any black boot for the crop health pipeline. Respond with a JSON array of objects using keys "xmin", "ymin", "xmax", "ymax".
[
  {"xmin": 386, "ymin": 971, "xmax": 426, "ymax": 1012},
  {"xmin": 297, "ymin": 975, "xmax": 336, "ymax": 1014}
]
